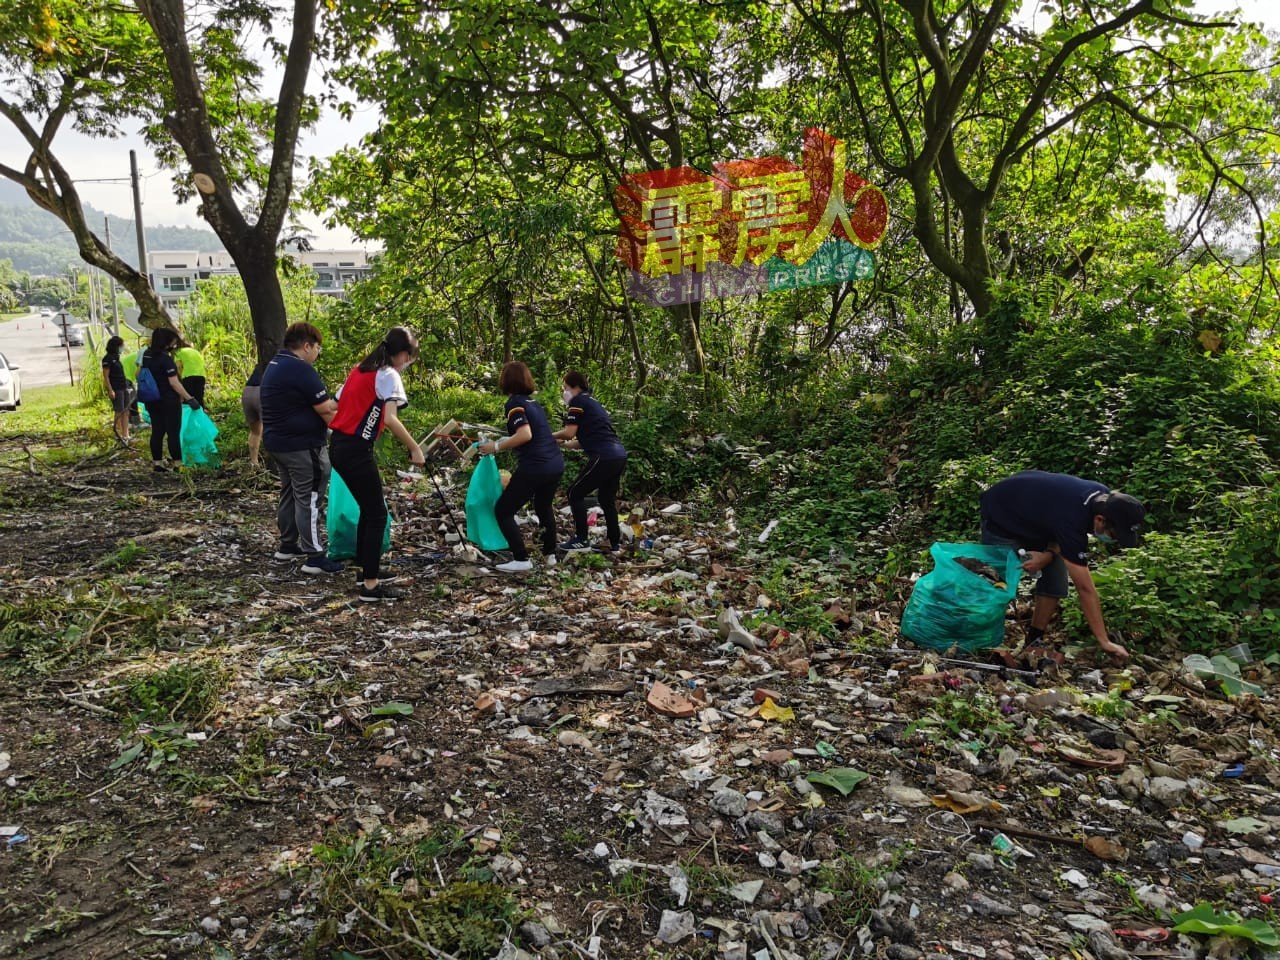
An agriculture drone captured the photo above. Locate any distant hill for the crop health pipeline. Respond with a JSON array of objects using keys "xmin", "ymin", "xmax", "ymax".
[{"xmin": 0, "ymin": 179, "xmax": 224, "ymax": 276}]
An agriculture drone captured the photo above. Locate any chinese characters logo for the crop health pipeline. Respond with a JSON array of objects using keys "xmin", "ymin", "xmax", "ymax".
[{"xmin": 616, "ymin": 129, "xmax": 889, "ymax": 306}]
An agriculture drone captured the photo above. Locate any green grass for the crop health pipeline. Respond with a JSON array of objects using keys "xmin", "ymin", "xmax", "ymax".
[{"xmin": 0, "ymin": 384, "xmax": 103, "ymax": 438}]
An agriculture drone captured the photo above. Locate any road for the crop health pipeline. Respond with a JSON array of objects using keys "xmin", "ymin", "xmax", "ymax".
[{"xmin": 0, "ymin": 311, "xmax": 92, "ymax": 389}]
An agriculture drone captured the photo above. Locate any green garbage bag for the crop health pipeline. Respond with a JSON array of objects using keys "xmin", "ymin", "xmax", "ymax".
[
  {"xmin": 900, "ymin": 542, "xmax": 1022, "ymax": 652},
  {"xmin": 465, "ymin": 454, "xmax": 509, "ymax": 550},
  {"xmin": 180, "ymin": 405, "xmax": 220, "ymax": 467},
  {"xmin": 326, "ymin": 470, "xmax": 392, "ymax": 561}
]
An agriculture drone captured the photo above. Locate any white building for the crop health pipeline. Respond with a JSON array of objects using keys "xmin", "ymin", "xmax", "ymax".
[{"xmin": 148, "ymin": 249, "xmax": 374, "ymax": 310}]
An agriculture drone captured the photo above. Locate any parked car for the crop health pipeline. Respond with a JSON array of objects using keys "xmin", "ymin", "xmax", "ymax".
[
  {"xmin": 39, "ymin": 307, "xmax": 52, "ymax": 318},
  {"xmin": 0, "ymin": 352, "xmax": 21, "ymax": 410}
]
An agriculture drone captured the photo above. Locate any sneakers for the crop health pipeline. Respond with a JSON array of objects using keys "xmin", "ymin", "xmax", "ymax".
[
  {"xmin": 302, "ymin": 554, "xmax": 345, "ymax": 575},
  {"xmin": 355, "ymin": 569, "xmax": 401, "ymax": 584},
  {"xmin": 559, "ymin": 537, "xmax": 591, "ymax": 551},
  {"xmin": 273, "ymin": 545, "xmax": 306, "ymax": 562},
  {"xmin": 544, "ymin": 554, "xmax": 557, "ymax": 568},
  {"xmin": 496, "ymin": 559, "xmax": 533, "ymax": 573},
  {"xmin": 359, "ymin": 582, "xmax": 405, "ymax": 602}
]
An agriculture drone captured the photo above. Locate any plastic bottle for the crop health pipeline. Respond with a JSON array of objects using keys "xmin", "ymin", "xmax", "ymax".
[{"xmin": 1017, "ymin": 549, "xmax": 1041, "ymax": 581}]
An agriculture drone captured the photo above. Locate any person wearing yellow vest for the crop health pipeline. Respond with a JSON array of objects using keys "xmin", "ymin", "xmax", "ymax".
[{"xmin": 174, "ymin": 341, "xmax": 207, "ymax": 406}]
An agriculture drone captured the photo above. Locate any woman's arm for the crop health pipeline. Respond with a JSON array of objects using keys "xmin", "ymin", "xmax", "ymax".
[
  {"xmin": 382, "ymin": 402, "xmax": 425, "ymax": 465},
  {"xmin": 167, "ymin": 374, "xmax": 196, "ymax": 404},
  {"xmin": 102, "ymin": 367, "xmax": 115, "ymax": 399},
  {"xmin": 551, "ymin": 424, "xmax": 579, "ymax": 441},
  {"xmin": 480, "ymin": 424, "xmax": 531, "ymax": 454}
]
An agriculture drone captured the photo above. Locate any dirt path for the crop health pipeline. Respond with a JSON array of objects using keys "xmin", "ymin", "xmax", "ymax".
[{"xmin": 1, "ymin": 441, "xmax": 1277, "ymax": 960}]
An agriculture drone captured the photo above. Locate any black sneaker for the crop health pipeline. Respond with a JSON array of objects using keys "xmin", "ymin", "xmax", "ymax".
[
  {"xmin": 355, "ymin": 569, "xmax": 401, "ymax": 584},
  {"xmin": 273, "ymin": 545, "xmax": 306, "ymax": 562},
  {"xmin": 302, "ymin": 554, "xmax": 345, "ymax": 575},
  {"xmin": 559, "ymin": 537, "xmax": 591, "ymax": 551},
  {"xmin": 359, "ymin": 582, "xmax": 405, "ymax": 602}
]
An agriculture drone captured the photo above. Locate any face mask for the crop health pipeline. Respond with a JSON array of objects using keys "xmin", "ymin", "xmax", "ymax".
[
  {"xmin": 1095, "ymin": 532, "xmax": 1115, "ymax": 544},
  {"xmin": 562, "ymin": 388, "xmax": 573, "ymax": 405}
]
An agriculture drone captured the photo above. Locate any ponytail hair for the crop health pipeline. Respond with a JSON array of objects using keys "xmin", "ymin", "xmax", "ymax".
[
  {"xmin": 563, "ymin": 370, "xmax": 590, "ymax": 392},
  {"xmin": 358, "ymin": 326, "xmax": 419, "ymax": 372}
]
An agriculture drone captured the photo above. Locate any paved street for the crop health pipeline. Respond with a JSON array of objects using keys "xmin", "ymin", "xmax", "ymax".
[{"xmin": 0, "ymin": 311, "xmax": 90, "ymax": 390}]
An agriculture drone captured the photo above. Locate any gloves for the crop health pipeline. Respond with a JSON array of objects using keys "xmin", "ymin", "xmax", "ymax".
[{"xmin": 184, "ymin": 397, "xmax": 200, "ymax": 410}]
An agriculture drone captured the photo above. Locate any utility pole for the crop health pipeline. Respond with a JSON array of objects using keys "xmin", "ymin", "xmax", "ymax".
[
  {"xmin": 130, "ymin": 150, "xmax": 149, "ymax": 287},
  {"xmin": 105, "ymin": 216, "xmax": 120, "ymax": 336}
]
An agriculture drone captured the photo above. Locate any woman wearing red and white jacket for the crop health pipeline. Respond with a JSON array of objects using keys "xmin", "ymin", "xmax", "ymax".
[{"xmin": 328, "ymin": 327, "xmax": 425, "ymax": 601}]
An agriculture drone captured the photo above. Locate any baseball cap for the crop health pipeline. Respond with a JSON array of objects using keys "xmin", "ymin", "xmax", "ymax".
[{"xmin": 1102, "ymin": 493, "xmax": 1145, "ymax": 548}]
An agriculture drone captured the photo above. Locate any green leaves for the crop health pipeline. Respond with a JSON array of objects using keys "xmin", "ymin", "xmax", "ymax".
[
  {"xmin": 1171, "ymin": 904, "xmax": 1280, "ymax": 946},
  {"xmin": 370, "ymin": 701, "xmax": 414, "ymax": 717},
  {"xmin": 806, "ymin": 768, "xmax": 869, "ymax": 796}
]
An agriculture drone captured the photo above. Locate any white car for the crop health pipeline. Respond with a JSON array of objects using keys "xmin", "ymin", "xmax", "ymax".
[
  {"xmin": 58, "ymin": 324, "xmax": 86, "ymax": 347},
  {"xmin": 0, "ymin": 352, "xmax": 21, "ymax": 410},
  {"xmin": 39, "ymin": 308, "xmax": 52, "ymax": 318}
]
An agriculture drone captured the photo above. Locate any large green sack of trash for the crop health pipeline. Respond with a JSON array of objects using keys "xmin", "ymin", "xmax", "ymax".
[
  {"xmin": 901, "ymin": 542, "xmax": 1022, "ymax": 651},
  {"xmin": 326, "ymin": 470, "xmax": 391, "ymax": 560},
  {"xmin": 465, "ymin": 454, "xmax": 509, "ymax": 550},
  {"xmin": 180, "ymin": 405, "xmax": 220, "ymax": 467}
]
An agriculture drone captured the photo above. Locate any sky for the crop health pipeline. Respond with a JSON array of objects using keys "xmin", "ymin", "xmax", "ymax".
[{"xmin": 0, "ymin": 0, "xmax": 1275, "ymax": 254}]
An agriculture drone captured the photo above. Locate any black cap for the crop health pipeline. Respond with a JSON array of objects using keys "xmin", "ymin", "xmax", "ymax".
[{"xmin": 1102, "ymin": 493, "xmax": 1145, "ymax": 548}]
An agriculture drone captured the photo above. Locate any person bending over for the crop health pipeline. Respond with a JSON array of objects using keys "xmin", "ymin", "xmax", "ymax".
[{"xmin": 551, "ymin": 370, "xmax": 627, "ymax": 553}]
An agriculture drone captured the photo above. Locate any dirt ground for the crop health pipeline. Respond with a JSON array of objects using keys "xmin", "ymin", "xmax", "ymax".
[{"xmin": 2, "ymin": 436, "xmax": 1278, "ymax": 960}]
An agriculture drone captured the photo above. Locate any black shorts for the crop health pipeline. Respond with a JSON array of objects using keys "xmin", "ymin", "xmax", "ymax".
[{"xmin": 111, "ymin": 384, "xmax": 134, "ymax": 413}]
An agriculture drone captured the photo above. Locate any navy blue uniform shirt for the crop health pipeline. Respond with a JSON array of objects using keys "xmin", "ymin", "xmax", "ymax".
[
  {"xmin": 141, "ymin": 349, "xmax": 179, "ymax": 399},
  {"xmin": 565, "ymin": 392, "xmax": 627, "ymax": 460},
  {"xmin": 505, "ymin": 395, "xmax": 564, "ymax": 475},
  {"xmin": 261, "ymin": 350, "xmax": 331, "ymax": 452},
  {"xmin": 980, "ymin": 470, "xmax": 1108, "ymax": 566}
]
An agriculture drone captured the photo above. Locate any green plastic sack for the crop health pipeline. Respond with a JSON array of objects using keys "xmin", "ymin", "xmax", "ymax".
[
  {"xmin": 180, "ymin": 405, "xmax": 220, "ymax": 467},
  {"xmin": 465, "ymin": 454, "xmax": 509, "ymax": 550},
  {"xmin": 326, "ymin": 470, "xmax": 392, "ymax": 560},
  {"xmin": 900, "ymin": 542, "xmax": 1022, "ymax": 652}
]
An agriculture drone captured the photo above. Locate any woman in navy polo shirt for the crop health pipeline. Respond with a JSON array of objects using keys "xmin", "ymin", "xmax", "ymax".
[
  {"xmin": 551, "ymin": 370, "xmax": 627, "ymax": 552},
  {"xmin": 328, "ymin": 327, "xmax": 425, "ymax": 601},
  {"xmin": 477, "ymin": 361, "xmax": 564, "ymax": 573},
  {"xmin": 140, "ymin": 328, "xmax": 200, "ymax": 472}
]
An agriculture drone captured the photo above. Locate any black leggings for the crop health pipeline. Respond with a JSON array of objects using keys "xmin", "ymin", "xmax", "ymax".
[
  {"xmin": 567, "ymin": 457, "xmax": 626, "ymax": 547},
  {"xmin": 329, "ymin": 433, "xmax": 387, "ymax": 581},
  {"xmin": 494, "ymin": 469, "xmax": 562, "ymax": 561},
  {"xmin": 145, "ymin": 398, "xmax": 182, "ymax": 462}
]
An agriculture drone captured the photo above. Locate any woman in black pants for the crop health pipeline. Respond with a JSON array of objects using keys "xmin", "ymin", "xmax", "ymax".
[
  {"xmin": 328, "ymin": 327, "xmax": 425, "ymax": 602},
  {"xmin": 140, "ymin": 328, "xmax": 199, "ymax": 472},
  {"xmin": 552, "ymin": 370, "xmax": 628, "ymax": 552},
  {"xmin": 477, "ymin": 361, "xmax": 564, "ymax": 573}
]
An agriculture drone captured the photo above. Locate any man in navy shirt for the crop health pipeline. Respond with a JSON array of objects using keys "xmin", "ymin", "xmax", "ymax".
[
  {"xmin": 261, "ymin": 322, "xmax": 340, "ymax": 573},
  {"xmin": 980, "ymin": 471, "xmax": 1145, "ymax": 660}
]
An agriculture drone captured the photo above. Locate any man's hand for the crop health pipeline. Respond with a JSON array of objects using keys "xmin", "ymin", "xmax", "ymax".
[
  {"xmin": 1099, "ymin": 630, "xmax": 1130, "ymax": 661},
  {"xmin": 1020, "ymin": 550, "xmax": 1055, "ymax": 573}
]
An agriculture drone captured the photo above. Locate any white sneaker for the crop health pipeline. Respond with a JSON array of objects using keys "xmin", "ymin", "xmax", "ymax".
[
  {"xmin": 545, "ymin": 554, "xmax": 557, "ymax": 568},
  {"xmin": 496, "ymin": 559, "xmax": 533, "ymax": 573}
]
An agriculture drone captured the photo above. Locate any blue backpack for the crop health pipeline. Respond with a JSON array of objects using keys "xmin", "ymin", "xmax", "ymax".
[{"xmin": 135, "ymin": 360, "xmax": 161, "ymax": 403}]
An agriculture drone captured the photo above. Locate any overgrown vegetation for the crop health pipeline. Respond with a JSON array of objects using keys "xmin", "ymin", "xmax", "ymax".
[{"xmin": 305, "ymin": 828, "xmax": 524, "ymax": 960}]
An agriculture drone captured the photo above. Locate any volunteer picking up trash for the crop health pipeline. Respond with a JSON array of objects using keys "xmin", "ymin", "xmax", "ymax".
[
  {"xmin": 328, "ymin": 327, "xmax": 425, "ymax": 601},
  {"xmin": 476, "ymin": 361, "xmax": 563, "ymax": 573},
  {"xmin": 551, "ymin": 370, "xmax": 627, "ymax": 554},
  {"xmin": 979, "ymin": 470, "xmax": 1145, "ymax": 661}
]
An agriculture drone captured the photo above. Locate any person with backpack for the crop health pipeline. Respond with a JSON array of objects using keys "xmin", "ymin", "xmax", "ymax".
[
  {"xmin": 101, "ymin": 335, "xmax": 134, "ymax": 444},
  {"xmin": 137, "ymin": 328, "xmax": 200, "ymax": 472},
  {"xmin": 551, "ymin": 370, "xmax": 627, "ymax": 554},
  {"xmin": 476, "ymin": 361, "xmax": 564, "ymax": 573},
  {"xmin": 328, "ymin": 327, "xmax": 425, "ymax": 601}
]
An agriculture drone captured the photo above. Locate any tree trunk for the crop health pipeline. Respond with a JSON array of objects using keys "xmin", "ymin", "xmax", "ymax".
[
  {"xmin": 232, "ymin": 243, "xmax": 288, "ymax": 366},
  {"xmin": 670, "ymin": 301, "xmax": 706, "ymax": 375},
  {"xmin": 496, "ymin": 280, "xmax": 514, "ymax": 363}
]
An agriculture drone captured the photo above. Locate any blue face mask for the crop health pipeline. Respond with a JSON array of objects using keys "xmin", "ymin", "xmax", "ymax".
[{"xmin": 1095, "ymin": 532, "xmax": 1115, "ymax": 544}]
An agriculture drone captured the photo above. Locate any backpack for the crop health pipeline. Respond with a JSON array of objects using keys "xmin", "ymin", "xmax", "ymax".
[{"xmin": 135, "ymin": 355, "xmax": 161, "ymax": 404}]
